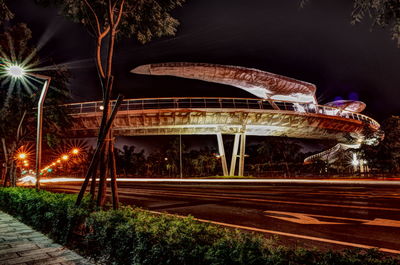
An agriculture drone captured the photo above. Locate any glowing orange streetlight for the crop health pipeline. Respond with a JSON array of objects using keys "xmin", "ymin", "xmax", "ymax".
[
  {"xmin": 56, "ymin": 159, "xmax": 61, "ymax": 163},
  {"xmin": 17, "ymin": 153, "xmax": 27, "ymax": 160},
  {"xmin": 61, "ymin": 155, "xmax": 69, "ymax": 161},
  {"xmin": 71, "ymin": 148, "xmax": 80, "ymax": 155}
]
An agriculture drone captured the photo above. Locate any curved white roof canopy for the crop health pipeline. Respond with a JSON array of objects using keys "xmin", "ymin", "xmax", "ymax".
[
  {"xmin": 131, "ymin": 62, "xmax": 318, "ymax": 104},
  {"xmin": 324, "ymin": 100, "xmax": 366, "ymax": 113}
]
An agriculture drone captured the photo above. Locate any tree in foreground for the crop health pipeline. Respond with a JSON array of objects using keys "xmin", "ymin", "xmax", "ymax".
[{"xmin": 34, "ymin": 0, "xmax": 185, "ymax": 208}]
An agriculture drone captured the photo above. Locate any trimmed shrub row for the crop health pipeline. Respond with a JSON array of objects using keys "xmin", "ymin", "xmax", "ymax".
[
  {"xmin": 0, "ymin": 187, "xmax": 399, "ymax": 265},
  {"xmin": 0, "ymin": 187, "xmax": 89, "ymax": 244}
]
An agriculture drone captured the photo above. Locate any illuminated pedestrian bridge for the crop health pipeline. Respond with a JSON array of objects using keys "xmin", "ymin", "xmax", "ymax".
[
  {"xmin": 66, "ymin": 63, "xmax": 381, "ymax": 176},
  {"xmin": 67, "ymin": 97, "xmax": 380, "ymax": 176}
]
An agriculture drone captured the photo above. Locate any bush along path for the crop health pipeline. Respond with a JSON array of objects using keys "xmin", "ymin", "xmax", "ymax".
[
  {"xmin": 0, "ymin": 187, "xmax": 399, "ymax": 265},
  {"xmin": 0, "ymin": 210, "xmax": 92, "ymax": 264}
]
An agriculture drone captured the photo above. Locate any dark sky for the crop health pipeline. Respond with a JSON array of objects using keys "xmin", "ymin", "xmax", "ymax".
[{"xmin": 8, "ymin": 0, "xmax": 400, "ymax": 122}]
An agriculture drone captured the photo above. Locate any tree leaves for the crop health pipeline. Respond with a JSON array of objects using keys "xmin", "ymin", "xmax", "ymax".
[
  {"xmin": 0, "ymin": 0, "xmax": 14, "ymax": 25},
  {"xmin": 34, "ymin": 0, "xmax": 185, "ymax": 44},
  {"xmin": 351, "ymin": 0, "xmax": 400, "ymax": 47}
]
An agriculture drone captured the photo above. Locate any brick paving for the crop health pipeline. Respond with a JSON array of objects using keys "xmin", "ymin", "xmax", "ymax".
[{"xmin": 0, "ymin": 211, "xmax": 92, "ymax": 265}]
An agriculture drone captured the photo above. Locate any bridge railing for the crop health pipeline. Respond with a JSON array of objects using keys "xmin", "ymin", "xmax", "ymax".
[{"xmin": 66, "ymin": 97, "xmax": 380, "ymax": 128}]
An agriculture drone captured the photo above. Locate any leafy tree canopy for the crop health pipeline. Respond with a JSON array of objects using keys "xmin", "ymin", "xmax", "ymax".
[
  {"xmin": 0, "ymin": 0, "xmax": 13, "ymax": 25},
  {"xmin": 352, "ymin": 0, "xmax": 400, "ymax": 46},
  {"xmin": 35, "ymin": 0, "xmax": 185, "ymax": 44}
]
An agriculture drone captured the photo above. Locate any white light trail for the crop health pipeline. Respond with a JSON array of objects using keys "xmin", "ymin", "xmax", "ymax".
[{"xmin": 38, "ymin": 177, "xmax": 400, "ymax": 185}]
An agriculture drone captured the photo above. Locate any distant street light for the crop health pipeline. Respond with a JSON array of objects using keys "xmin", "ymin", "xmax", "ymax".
[
  {"xmin": 71, "ymin": 148, "xmax": 80, "ymax": 155},
  {"xmin": 17, "ymin": 152, "xmax": 27, "ymax": 160},
  {"xmin": 351, "ymin": 158, "xmax": 359, "ymax": 166},
  {"xmin": 5, "ymin": 64, "xmax": 51, "ymax": 191}
]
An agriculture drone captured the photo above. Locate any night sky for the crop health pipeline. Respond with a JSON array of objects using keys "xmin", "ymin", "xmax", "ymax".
[{"xmin": 8, "ymin": 0, "xmax": 400, "ymax": 122}]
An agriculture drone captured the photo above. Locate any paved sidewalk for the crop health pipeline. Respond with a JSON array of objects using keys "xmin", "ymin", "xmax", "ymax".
[{"xmin": 0, "ymin": 211, "xmax": 92, "ymax": 265}]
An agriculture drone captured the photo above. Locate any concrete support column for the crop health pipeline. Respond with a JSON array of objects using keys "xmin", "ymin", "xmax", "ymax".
[
  {"xmin": 238, "ymin": 133, "xmax": 246, "ymax": 176},
  {"xmin": 229, "ymin": 134, "xmax": 240, "ymax": 176},
  {"xmin": 360, "ymin": 160, "xmax": 364, "ymax": 174},
  {"xmin": 217, "ymin": 133, "xmax": 229, "ymax": 176}
]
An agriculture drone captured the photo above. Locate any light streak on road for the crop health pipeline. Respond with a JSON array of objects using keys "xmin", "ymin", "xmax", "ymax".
[
  {"xmin": 264, "ymin": 210, "xmax": 400, "ymax": 227},
  {"xmin": 38, "ymin": 177, "xmax": 400, "ymax": 185},
  {"xmin": 41, "ymin": 181, "xmax": 400, "ymax": 212}
]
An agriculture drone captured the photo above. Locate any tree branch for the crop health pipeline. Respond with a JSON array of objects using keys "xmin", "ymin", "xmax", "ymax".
[
  {"xmin": 82, "ymin": 0, "xmax": 101, "ymax": 35},
  {"xmin": 96, "ymin": 27, "xmax": 110, "ymax": 79},
  {"xmin": 108, "ymin": 0, "xmax": 114, "ymax": 27},
  {"xmin": 114, "ymin": 0, "xmax": 126, "ymax": 31}
]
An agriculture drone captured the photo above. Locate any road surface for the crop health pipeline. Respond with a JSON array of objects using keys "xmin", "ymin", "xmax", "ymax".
[{"xmin": 41, "ymin": 180, "xmax": 400, "ymax": 254}]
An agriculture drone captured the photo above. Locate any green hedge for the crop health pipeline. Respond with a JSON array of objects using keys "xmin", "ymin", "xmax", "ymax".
[
  {"xmin": 0, "ymin": 187, "xmax": 399, "ymax": 265},
  {"xmin": 0, "ymin": 187, "xmax": 90, "ymax": 244}
]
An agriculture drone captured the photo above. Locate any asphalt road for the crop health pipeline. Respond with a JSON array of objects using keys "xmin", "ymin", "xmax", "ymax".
[{"xmin": 41, "ymin": 181, "xmax": 400, "ymax": 254}]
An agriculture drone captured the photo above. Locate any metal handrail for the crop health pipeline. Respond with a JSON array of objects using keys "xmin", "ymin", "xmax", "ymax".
[{"xmin": 65, "ymin": 97, "xmax": 380, "ymax": 128}]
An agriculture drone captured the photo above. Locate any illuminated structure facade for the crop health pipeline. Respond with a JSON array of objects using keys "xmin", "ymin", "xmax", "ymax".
[{"xmin": 68, "ymin": 63, "xmax": 381, "ymax": 176}]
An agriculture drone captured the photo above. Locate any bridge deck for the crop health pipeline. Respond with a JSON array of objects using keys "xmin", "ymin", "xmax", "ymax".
[
  {"xmin": 66, "ymin": 97, "xmax": 380, "ymax": 176},
  {"xmin": 66, "ymin": 97, "xmax": 379, "ymax": 140}
]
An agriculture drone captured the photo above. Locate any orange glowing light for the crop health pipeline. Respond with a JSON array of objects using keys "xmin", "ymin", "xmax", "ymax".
[
  {"xmin": 61, "ymin": 155, "xmax": 69, "ymax": 161},
  {"xmin": 57, "ymin": 159, "xmax": 61, "ymax": 163},
  {"xmin": 71, "ymin": 148, "xmax": 80, "ymax": 155},
  {"xmin": 17, "ymin": 153, "xmax": 27, "ymax": 160}
]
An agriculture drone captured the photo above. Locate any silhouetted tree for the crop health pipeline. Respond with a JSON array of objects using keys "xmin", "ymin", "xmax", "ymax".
[{"xmin": 32, "ymin": 0, "xmax": 186, "ymax": 208}]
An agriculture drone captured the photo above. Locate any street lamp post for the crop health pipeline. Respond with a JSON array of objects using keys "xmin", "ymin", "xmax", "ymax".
[
  {"xmin": 34, "ymin": 74, "xmax": 51, "ymax": 191},
  {"xmin": 6, "ymin": 65, "xmax": 51, "ymax": 191}
]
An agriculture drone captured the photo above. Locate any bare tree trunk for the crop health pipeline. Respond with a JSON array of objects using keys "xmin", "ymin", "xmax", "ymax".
[
  {"xmin": 76, "ymin": 0, "xmax": 126, "ymax": 208},
  {"xmin": 75, "ymin": 95, "xmax": 124, "ymax": 206},
  {"xmin": 8, "ymin": 161, "xmax": 14, "ymax": 187},
  {"xmin": 2, "ymin": 138, "xmax": 9, "ymax": 187},
  {"xmin": 12, "ymin": 166, "xmax": 17, "ymax": 187},
  {"xmin": 109, "ymin": 137, "xmax": 119, "ymax": 209},
  {"xmin": 97, "ymin": 142, "xmax": 109, "ymax": 207},
  {"xmin": 90, "ymin": 161, "xmax": 98, "ymax": 199},
  {"xmin": 2, "ymin": 164, "xmax": 9, "ymax": 187}
]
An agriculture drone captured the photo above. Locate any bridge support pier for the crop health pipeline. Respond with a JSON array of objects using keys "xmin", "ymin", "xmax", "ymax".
[
  {"xmin": 229, "ymin": 134, "xmax": 240, "ymax": 176},
  {"xmin": 238, "ymin": 133, "xmax": 246, "ymax": 176},
  {"xmin": 216, "ymin": 133, "xmax": 229, "ymax": 176},
  {"xmin": 229, "ymin": 133, "xmax": 246, "ymax": 176}
]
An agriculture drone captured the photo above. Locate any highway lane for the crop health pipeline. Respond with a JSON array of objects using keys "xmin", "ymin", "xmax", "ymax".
[{"xmin": 41, "ymin": 181, "xmax": 400, "ymax": 253}]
